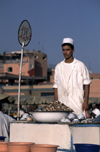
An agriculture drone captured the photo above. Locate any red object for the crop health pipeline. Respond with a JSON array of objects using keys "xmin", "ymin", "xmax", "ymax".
[
  {"xmin": 28, "ymin": 68, "xmax": 35, "ymax": 76},
  {"xmin": 85, "ymin": 111, "xmax": 89, "ymax": 118}
]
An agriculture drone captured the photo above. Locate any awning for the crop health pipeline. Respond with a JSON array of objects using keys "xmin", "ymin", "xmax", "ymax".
[
  {"xmin": 89, "ymin": 98, "xmax": 100, "ymax": 104},
  {"xmin": 0, "ymin": 94, "xmax": 15, "ymax": 103},
  {"xmin": 13, "ymin": 95, "xmax": 53, "ymax": 105}
]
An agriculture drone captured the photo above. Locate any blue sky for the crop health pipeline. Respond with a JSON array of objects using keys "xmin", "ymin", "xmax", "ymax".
[{"xmin": 0, "ymin": 0, "xmax": 100, "ymax": 73}]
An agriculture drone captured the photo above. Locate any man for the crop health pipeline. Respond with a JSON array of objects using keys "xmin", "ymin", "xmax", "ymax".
[
  {"xmin": 0, "ymin": 102, "xmax": 15, "ymax": 141},
  {"xmin": 53, "ymin": 38, "xmax": 91, "ymax": 116}
]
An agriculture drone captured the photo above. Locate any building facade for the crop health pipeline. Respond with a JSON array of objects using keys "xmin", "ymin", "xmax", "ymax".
[
  {"xmin": 4, "ymin": 54, "xmax": 34, "ymax": 76},
  {"xmin": 0, "ymin": 50, "xmax": 47, "ymax": 85}
]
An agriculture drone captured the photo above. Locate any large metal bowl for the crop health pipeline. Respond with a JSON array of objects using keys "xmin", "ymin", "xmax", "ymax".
[{"xmin": 31, "ymin": 111, "xmax": 68, "ymax": 123}]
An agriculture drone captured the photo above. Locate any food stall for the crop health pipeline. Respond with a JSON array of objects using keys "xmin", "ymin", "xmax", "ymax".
[{"xmin": 10, "ymin": 101, "xmax": 100, "ymax": 152}]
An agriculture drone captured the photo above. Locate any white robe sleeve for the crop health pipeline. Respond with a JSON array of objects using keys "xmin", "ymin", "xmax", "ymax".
[{"xmin": 82, "ymin": 64, "xmax": 91, "ymax": 85}]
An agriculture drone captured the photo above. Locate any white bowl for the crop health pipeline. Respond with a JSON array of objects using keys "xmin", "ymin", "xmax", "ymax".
[{"xmin": 31, "ymin": 111, "xmax": 68, "ymax": 123}]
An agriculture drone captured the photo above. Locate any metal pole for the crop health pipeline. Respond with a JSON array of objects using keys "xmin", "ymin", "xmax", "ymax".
[{"xmin": 17, "ymin": 42, "xmax": 24, "ymax": 120}]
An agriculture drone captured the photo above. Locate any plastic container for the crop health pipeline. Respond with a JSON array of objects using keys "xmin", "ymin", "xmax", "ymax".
[
  {"xmin": 0, "ymin": 136, "xmax": 6, "ymax": 141},
  {"xmin": 74, "ymin": 143, "xmax": 100, "ymax": 152},
  {"xmin": 0, "ymin": 142, "xmax": 8, "ymax": 151},
  {"xmin": 30, "ymin": 144, "xmax": 59, "ymax": 152},
  {"xmin": 6, "ymin": 142, "xmax": 34, "ymax": 152}
]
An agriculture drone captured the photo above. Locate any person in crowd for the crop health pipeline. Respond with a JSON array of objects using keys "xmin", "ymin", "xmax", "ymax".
[
  {"xmin": 0, "ymin": 102, "xmax": 16, "ymax": 141},
  {"xmin": 53, "ymin": 38, "xmax": 91, "ymax": 116},
  {"xmin": 20, "ymin": 105, "xmax": 26, "ymax": 117},
  {"xmin": 92, "ymin": 103, "xmax": 96, "ymax": 110}
]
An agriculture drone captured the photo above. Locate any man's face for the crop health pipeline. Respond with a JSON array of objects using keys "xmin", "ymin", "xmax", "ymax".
[{"xmin": 62, "ymin": 45, "xmax": 74, "ymax": 60}]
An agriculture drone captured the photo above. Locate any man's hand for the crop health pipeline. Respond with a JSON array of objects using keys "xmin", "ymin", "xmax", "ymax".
[
  {"xmin": 82, "ymin": 100, "xmax": 90, "ymax": 118},
  {"xmin": 82, "ymin": 100, "xmax": 89, "ymax": 111}
]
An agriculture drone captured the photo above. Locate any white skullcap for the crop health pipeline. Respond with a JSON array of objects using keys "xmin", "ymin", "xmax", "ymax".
[{"xmin": 62, "ymin": 38, "xmax": 74, "ymax": 46}]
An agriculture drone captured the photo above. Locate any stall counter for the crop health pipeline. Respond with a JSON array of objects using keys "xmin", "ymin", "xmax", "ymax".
[
  {"xmin": 10, "ymin": 122, "xmax": 71, "ymax": 152},
  {"xmin": 10, "ymin": 122, "xmax": 100, "ymax": 152}
]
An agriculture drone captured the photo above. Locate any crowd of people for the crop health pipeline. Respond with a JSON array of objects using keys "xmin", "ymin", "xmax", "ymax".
[{"xmin": 89, "ymin": 103, "xmax": 100, "ymax": 121}]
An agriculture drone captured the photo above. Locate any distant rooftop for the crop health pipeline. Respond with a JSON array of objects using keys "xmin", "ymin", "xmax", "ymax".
[
  {"xmin": 90, "ymin": 73, "xmax": 100, "ymax": 79},
  {"xmin": 48, "ymin": 64, "xmax": 55, "ymax": 69}
]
